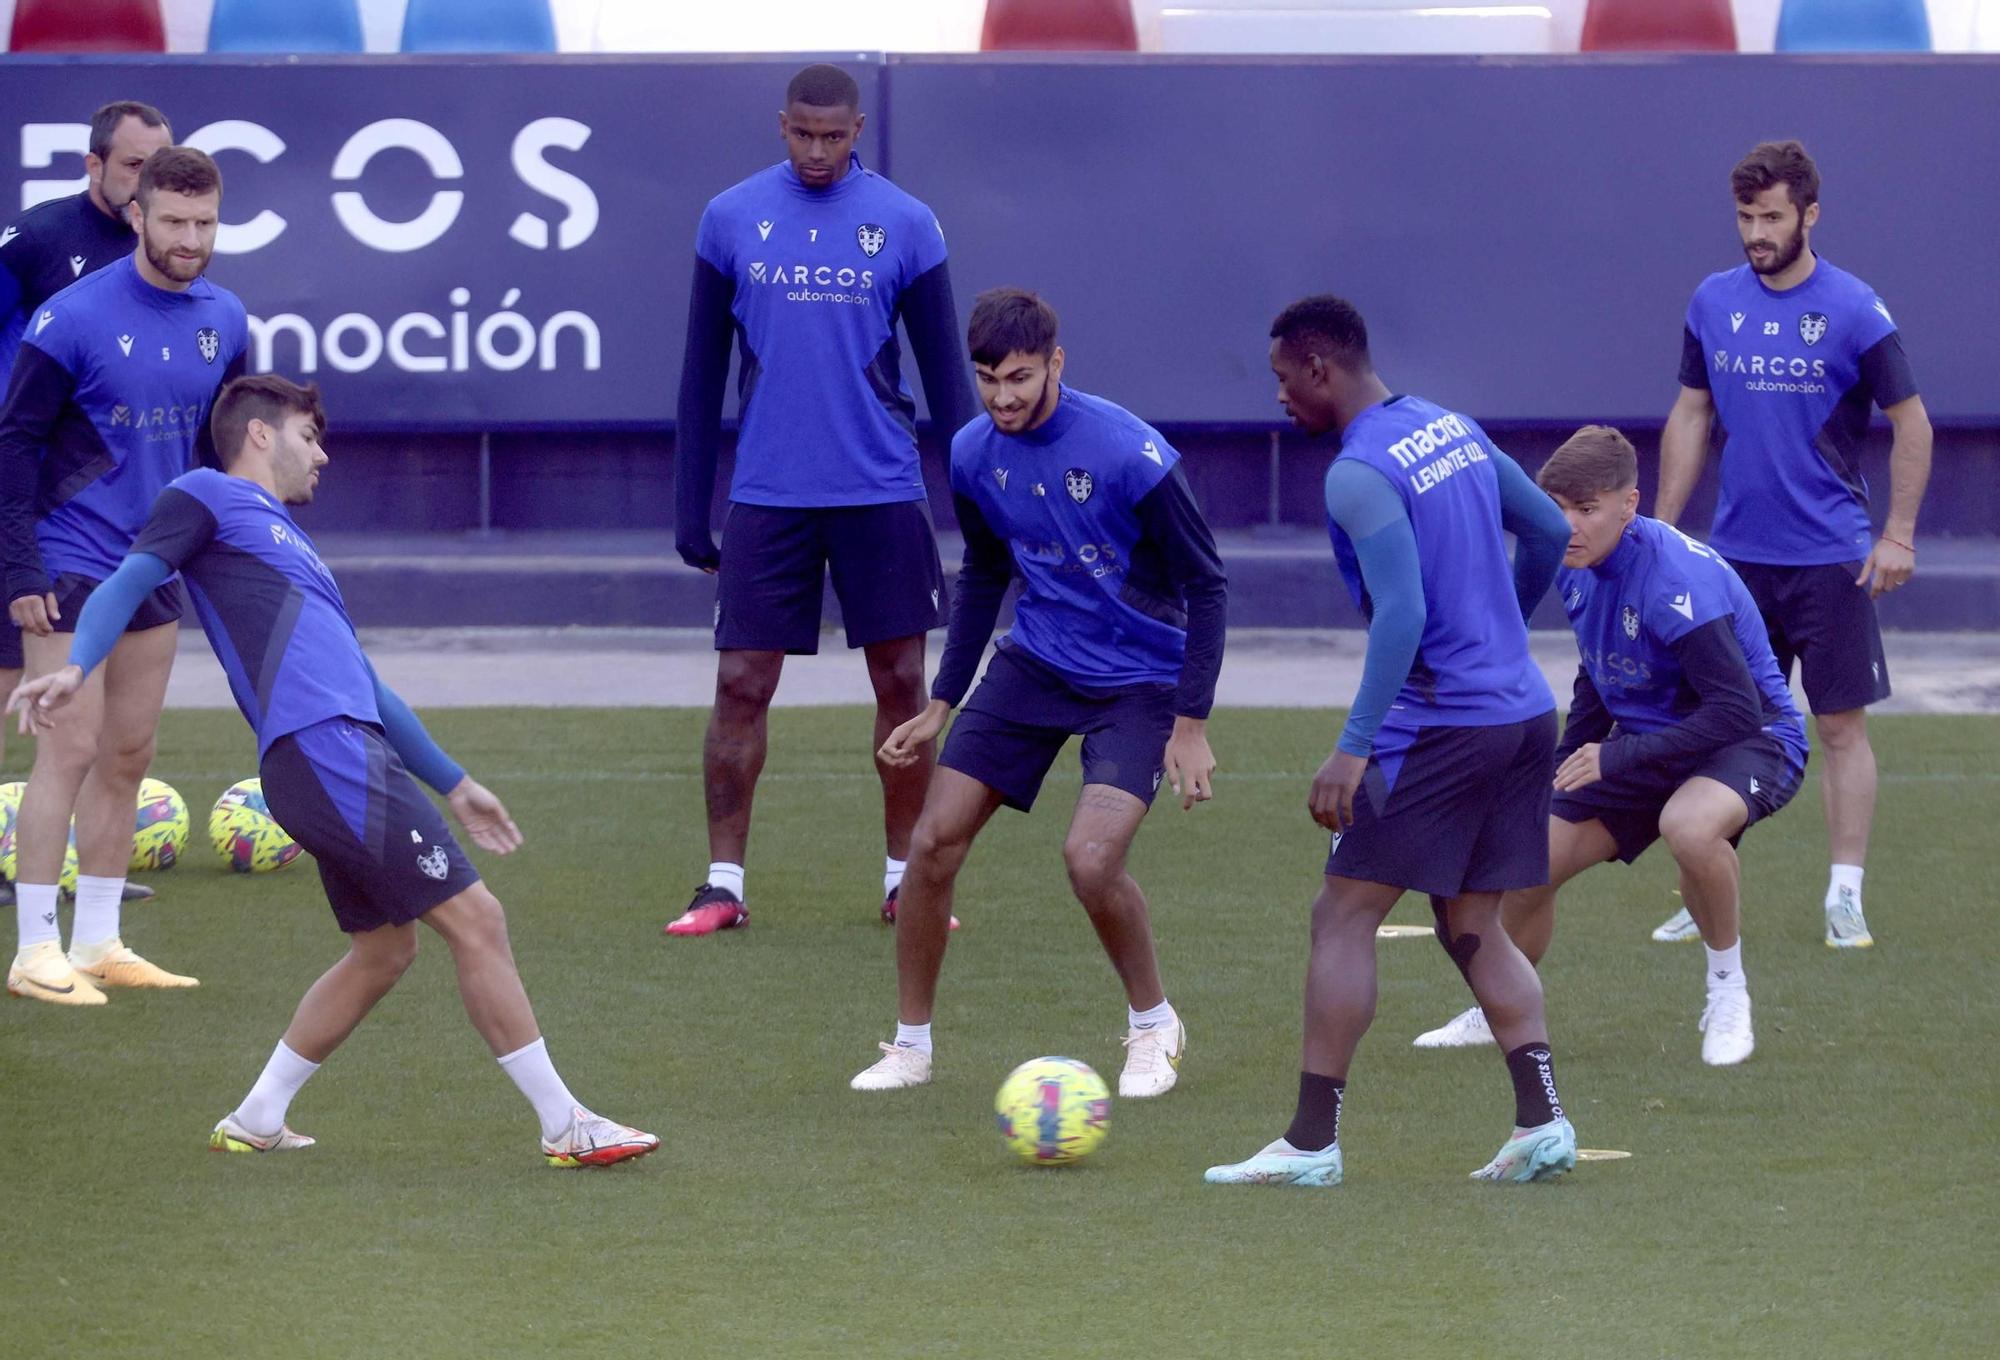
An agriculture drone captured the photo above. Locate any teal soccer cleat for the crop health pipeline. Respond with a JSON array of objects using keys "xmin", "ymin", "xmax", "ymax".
[
  {"xmin": 1469, "ymin": 1117, "xmax": 1576, "ymax": 1183},
  {"xmin": 1203, "ymin": 1138, "xmax": 1343, "ymax": 1187}
]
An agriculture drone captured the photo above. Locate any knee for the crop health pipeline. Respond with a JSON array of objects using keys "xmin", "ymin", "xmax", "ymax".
[
  {"xmin": 356, "ymin": 930, "xmax": 418, "ymax": 982},
  {"xmin": 714, "ymin": 655, "xmax": 780, "ymax": 716},
  {"xmin": 454, "ymin": 886, "xmax": 513, "ymax": 954},
  {"xmin": 870, "ymin": 650, "xmax": 926, "ymax": 708},
  {"xmin": 33, "ymin": 724, "xmax": 99, "ymax": 778},
  {"xmin": 1063, "ymin": 835, "xmax": 1124, "ymax": 902},
  {"xmin": 1815, "ymin": 711, "xmax": 1867, "ymax": 754},
  {"xmin": 909, "ymin": 817, "xmax": 970, "ymax": 879},
  {"xmin": 97, "ymin": 730, "xmax": 157, "ymax": 781},
  {"xmin": 1658, "ymin": 806, "xmax": 1730, "ymax": 864},
  {"xmin": 1431, "ymin": 896, "xmax": 1487, "ymax": 974}
]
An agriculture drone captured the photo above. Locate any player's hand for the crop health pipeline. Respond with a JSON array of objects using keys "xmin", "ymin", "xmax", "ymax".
[
  {"xmin": 8, "ymin": 663, "xmax": 84, "ymax": 735},
  {"xmin": 1163, "ymin": 716, "xmax": 1215, "ymax": 811},
  {"xmin": 1856, "ymin": 537, "xmax": 1915, "ymax": 599},
  {"xmin": 880, "ymin": 699, "xmax": 950, "ymax": 768},
  {"xmin": 9, "ymin": 591, "xmax": 60, "ymax": 637},
  {"xmin": 447, "ymin": 777, "xmax": 524, "ymax": 855},
  {"xmin": 677, "ymin": 533, "xmax": 721, "ymax": 574},
  {"xmin": 1308, "ymin": 749, "xmax": 1367, "ymax": 833},
  {"xmin": 1554, "ymin": 743, "xmax": 1604, "ymax": 792}
]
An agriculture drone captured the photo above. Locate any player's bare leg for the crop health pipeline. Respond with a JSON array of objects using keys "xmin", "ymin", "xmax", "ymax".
[
  {"xmin": 1066, "ymin": 783, "xmax": 1184, "ymax": 1095},
  {"xmin": 279, "ymin": 920, "xmax": 420, "ymax": 1061},
  {"xmin": 1301, "ymin": 875, "xmax": 1402, "ymax": 1077},
  {"xmin": 865, "ymin": 635, "xmax": 931, "ymax": 862},
  {"xmin": 1660, "ymin": 778, "xmax": 1755, "ymax": 1064},
  {"xmin": 1815, "ymin": 707, "xmax": 1877, "ymax": 947},
  {"xmin": 703, "ymin": 648, "xmax": 785, "ymax": 865}
]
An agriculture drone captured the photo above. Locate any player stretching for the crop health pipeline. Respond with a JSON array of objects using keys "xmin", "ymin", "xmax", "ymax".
[
  {"xmin": 11, "ymin": 376, "xmax": 657, "ymax": 1167},
  {"xmin": 1, "ymin": 147, "xmax": 245, "ymax": 1005},
  {"xmin": 1413, "ymin": 427, "xmax": 1808, "ymax": 1065},
  {"xmin": 671, "ymin": 63, "xmax": 976, "ymax": 935},
  {"xmin": 1206, "ymin": 296, "xmax": 1575, "ymax": 1187},
  {"xmin": 849, "ymin": 289, "xmax": 1225, "ymax": 1099},
  {"xmin": 1655, "ymin": 140, "xmax": 1931, "ymax": 949}
]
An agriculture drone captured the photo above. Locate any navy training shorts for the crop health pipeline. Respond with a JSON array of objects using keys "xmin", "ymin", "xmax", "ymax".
[
  {"xmin": 1552, "ymin": 730, "xmax": 1805, "ymax": 864},
  {"xmin": 715, "ymin": 500, "xmax": 944, "ymax": 654},
  {"xmin": 1729, "ymin": 558, "xmax": 1890, "ymax": 715}
]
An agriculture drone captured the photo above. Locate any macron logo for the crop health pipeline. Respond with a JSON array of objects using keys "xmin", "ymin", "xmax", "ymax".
[
  {"xmin": 1873, "ymin": 298, "xmax": 1894, "ymax": 325},
  {"xmin": 1729, "ymin": 311, "xmax": 1745, "ymax": 333},
  {"xmin": 1139, "ymin": 440, "xmax": 1163, "ymax": 466},
  {"xmin": 117, "ymin": 334, "xmax": 133, "ymax": 357},
  {"xmin": 757, "ymin": 220, "xmax": 773, "ymax": 241},
  {"xmin": 69, "ymin": 255, "xmax": 85, "ymax": 277},
  {"xmin": 0, "ymin": 226, "xmax": 17, "ymax": 248},
  {"xmin": 1670, "ymin": 592, "xmax": 1695, "ymax": 621},
  {"xmin": 34, "ymin": 310, "xmax": 53, "ymax": 335}
]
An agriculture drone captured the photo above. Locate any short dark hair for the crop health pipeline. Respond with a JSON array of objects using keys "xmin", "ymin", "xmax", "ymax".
[
  {"xmin": 136, "ymin": 146, "xmax": 221, "ymax": 209},
  {"xmin": 1270, "ymin": 295, "xmax": 1371, "ymax": 372},
  {"xmin": 966, "ymin": 288, "xmax": 1060, "ymax": 366},
  {"xmin": 1732, "ymin": 140, "xmax": 1819, "ymax": 211},
  {"xmin": 786, "ymin": 63, "xmax": 860, "ymax": 111},
  {"xmin": 1537, "ymin": 425, "xmax": 1639, "ymax": 502},
  {"xmin": 89, "ymin": 100, "xmax": 170, "ymax": 162},
  {"xmin": 210, "ymin": 375, "xmax": 324, "ymax": 467}
]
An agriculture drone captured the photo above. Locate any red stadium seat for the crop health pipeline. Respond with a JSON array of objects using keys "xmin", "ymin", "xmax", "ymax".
[
  {"xmin": 982, "ymin": 0, "xmax": 1138, "ymax": 52},
  {"xmin": 9, "ymin": 0, "xmax": 166, "ymax": 53},
  {"xmin": 1581, "ymin": 0, "xmax": 1737, "ymax": 52}
]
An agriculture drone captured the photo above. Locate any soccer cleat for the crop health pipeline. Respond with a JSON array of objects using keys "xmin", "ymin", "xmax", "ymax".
[
  {"xmin": 1653, "ymin": 898, "xmax": 1701, "ymax": 943},
  {"xmin": 122, "ymin": 880, "xmax": 155, "ymax": 902},
  {"xmin": 1204, "ymin": 1137, "xmax": 1343, "ymax": 1187},
  {"xmin": 69, "ymin": 939, "xmax": 198, "ymax": 989},
  {"xmin": 6, "ymin": 941, "xmax": 107, "ymax": 1006},
  {"xmin": 880, "ymin": 884, "xmax": 960, "ymax": 931},
  {"xmin": 1413, "ymin": 1006, "xmax": 1495, "ymax": 1049},
  {"xmin": 541, "ymin": 1107, "xmax": 659, "ymax": 1168},
  {"xmin": 1699, "ymin": 987, "xmax": 1754, "ymax": 1066},
  {"xmin": 664, "ymin": 883, "xmax": 748, "ymax": 936},
  {"xmin": 1470, "ymin": 1117, "xmax": 1576, "ymax": 1182},
  {"xmin": 1119, "ymin": 1017, "xmax": 1185, "ymax": 1098},
  {"xmin": 1824, "ymin": 887, "xmax": 1874, "ymax": 949},
  {"xmin": 850, "ymin": 1041, "xmax": 933, "ymax": 1091},
  {"xmin": 210, "ymin": 1113, "xmax": 316, "ymax": 1153}
]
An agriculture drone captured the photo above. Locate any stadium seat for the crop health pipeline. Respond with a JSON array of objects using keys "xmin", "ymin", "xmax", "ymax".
[
  {"xmin": 1775, "ymin": 0, "xmax": 1931, "ymax": 51},
  {"xmin": 1155, "ymin": 7, "xmax": 1557, "ymax": 55},
  {"xmin": 208, "ymin": 0, "xmax": 365, "ymax": 53},
  {"xmin": 982, "ymin": 0, "xmax": 1138, "ymax": 50},
  {"xmin": 1977, "ymin": 0, "xmax": 2000, "ymax": 51},
  {"xmin": 1581, "ymin": 0, "xmax": 1736, "ymax": 51},
  {"xmin": 8, "ymin": 0, "xmax": 166, "ymax": 53},
  {"xmin": 402, "ymin": 0, "xmax": 557, "ymax": 52}
]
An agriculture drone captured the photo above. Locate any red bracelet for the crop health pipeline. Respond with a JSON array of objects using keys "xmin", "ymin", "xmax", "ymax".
[{"xmin": 1881, "ymin": 535, "xmax": 1916, "ymax": 553}]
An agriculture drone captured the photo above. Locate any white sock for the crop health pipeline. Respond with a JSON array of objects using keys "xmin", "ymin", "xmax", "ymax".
[
  {"xmin": 1826, "ymin": 864, "xmax": 1863, "ymax": 907},
  {"xmin": 706, "ymin": 861, "xmax": 745, "ymax": 900},
  {"xmin": 233, "ymin": 1041, "xmax": 321, "ymax": 1137},
  {"xmin": 15, "ymin": 882, "xmax": 60, "ymax": 952},
  {"xmin": 70, "ymin": 875, "xmax": 124, "ymax": 948},
  {"xmin": 1129, "ymin": 999, "xmax": 1177, "ymax": 1031},
  {"xmin": 884, "ymin": 856, "xmax": 907, "ymax": 899},
  {"xmin": 497, "ymin": 1036, "xmax": 583, "ymax": 1141},
  {"xmin": 1704, "ymin": 941, "xmax": 1746, "ymax": 990},
  {"xmin": 894, "ymin": 1021, "xmax": 932, "ymax": 1054}
]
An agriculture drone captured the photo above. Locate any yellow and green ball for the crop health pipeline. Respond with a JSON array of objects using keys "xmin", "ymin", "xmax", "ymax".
[
  {"xmin": 995, "ymin": 1057, "xmax": 1111, "ymax": 1166},
  {"xmin": 131, "ymin": 777, "xmax": 190, "ymax": 871},
  {"xmin": 209, "ymin": 778, "xmax": 303, "ymax": 874},
  {"xmin": 0, "ymin": 780, "xmax": 79, "ymax": 894}
]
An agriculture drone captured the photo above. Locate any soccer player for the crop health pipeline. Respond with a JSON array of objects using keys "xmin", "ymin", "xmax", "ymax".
[
  {"xmin": 670, "ymin": 63, "xmax": 976, "ymax": 936},
  {"xmin": 0, "ymin": 101, "xmax": 173, "ymax": 836},
  {"xmin": 1205, "ymin": 296, "xmax": 1575, "ymax": 1188},
  {"xmin": 1655, "ymin": 140, "xmax": 1931, "ymax": 950},
  {"xmin": 0, "ymin": 146, "xmax": 246, "ymax": 1005},
  {"xmin": 1412, "ymin": 427, "xmax": 1808, "ymax": 1066},
  {"xmin": 847, "ymin": 288, "xmax": 1225, "ymax": 1099},
  {"xmin": 10, "ymin": 375, "xmax": 658, "ymax": 1167}
]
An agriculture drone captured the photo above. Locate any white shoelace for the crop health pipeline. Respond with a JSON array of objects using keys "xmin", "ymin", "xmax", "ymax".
[
  {"xmin": 1122, "ymin": 1028, "xmax": 1176, "ymax": 1075},
  {"xmin": 1700, "ymin": 988, "xmax": 1750, "ymax": 1033}
]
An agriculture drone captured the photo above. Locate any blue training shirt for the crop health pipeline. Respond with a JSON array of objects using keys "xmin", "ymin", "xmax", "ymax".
[
  {"xmin": 0, "ymin": 255, "xmax": 247, "ymax": 601},
  {"xmin": 129, "ymin": 468, "xmax": 377, "ymax": 756},
  {"xmin": 1681, "ymin": 258, "xmax": 1919, "ymax": 566},
  {"xmin": 1330, "ymin": 395, "xmax": 1554, "ymax": 727},
  {"xmin": 1559, "ymin": 515, "xmax": 1807, "ymax": 769},
  {"xmin": 693, "ymin": 156, "xmax": 950, "ymax": 506}
]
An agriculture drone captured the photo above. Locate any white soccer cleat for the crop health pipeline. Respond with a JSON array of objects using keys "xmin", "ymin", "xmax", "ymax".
[
  {"xmin": 1413, "ymin": 1006, "xmax": 1494, "ymax": 1049},
  {"xmin": 210, "ymin": 1113, "xmax": 316, "ymax": 1153},
  {"xmin": 1653, "ymin": 904, "xmax": 1702, "ymax": 943},
  {"xmin": 541, "ymin": 1108, "xmax": 658, "ymax": 1168},
  {"xmin": 7, "ymin": 941, "xmax": 107, "ymax": 1006},
  {"xmin": 1119, "ymin": 1017, "xmax": 1185, "ymax": 1098},
  {"xmin": 850, "ymin": 1041, "xmax": 932, "ymax": 1091},
  {"xmin": 1824, "ymin": 887, "xmax": 1874, "ymax": 949},
  {"xmin": 1698, "ymin": 987, "xmax": 1754, "ymax": 1066},
  {"xmin": 1204, "ymin": 1137, "xmax": 1343, "ymax": 1187}
]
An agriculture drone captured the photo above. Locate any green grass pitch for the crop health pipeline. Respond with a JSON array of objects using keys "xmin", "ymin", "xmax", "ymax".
[{"xmin": 1, "ymin": 708, "xmax": 1993, "ymax": 1358}]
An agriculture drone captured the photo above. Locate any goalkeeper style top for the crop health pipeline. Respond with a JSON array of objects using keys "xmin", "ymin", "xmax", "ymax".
[{"xmin": 0, "ymin": 191, "xmax": 142, "ymax": 376}]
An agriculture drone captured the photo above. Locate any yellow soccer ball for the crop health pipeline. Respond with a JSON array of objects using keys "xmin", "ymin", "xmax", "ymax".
[
  {"xmin": 994, "ymin": 1057, "xmax": 1111, "ymax": 1166},
  {"xmin": 132, "ymin": 777, "xmax": 190, "ymax": 871},
  {"xmin": 209, "ymin": 778, "xmax": 303, "ymax": 874},
  {"xmin": 0, "ymin": 781, "xmax": 79, "ymax": 893}
]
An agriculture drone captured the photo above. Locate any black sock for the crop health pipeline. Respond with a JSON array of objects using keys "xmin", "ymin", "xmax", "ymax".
[
  {"xmin": 1503, "ymin": 1042, "xmax": 1564, "ymax": 1129},
  {"xmin": 1283, "ymin": 1071, "xmax": 1344, "ymax": 1152}
]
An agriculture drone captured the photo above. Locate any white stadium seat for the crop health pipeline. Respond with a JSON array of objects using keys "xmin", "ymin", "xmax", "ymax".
[{"xmin": 1155, "ymin": 5, "xmax": 1557, "ymax": 54}]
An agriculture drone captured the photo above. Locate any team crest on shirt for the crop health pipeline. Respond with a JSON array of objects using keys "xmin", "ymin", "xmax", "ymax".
[
  {"xmin": 1064, "ymin": 468, "xmax": 1093, "ymax": 504},
  {"xmin": 856, "ymin": 223, "xmax": 886, "ymax": 257},
  {"xmin": 417, "ymin": 845, "xmax": 450, "ymax": 881},
  {"xmin": 1621, "ymin": 605, "xmax": 1640, "ymax": 640},
  {"xmin": 197, "ymin": 327, "xmax": 221, "ymax": 363},
  {"xmin": 1798, "ymin": 312, "xmax": 1828, "ymax": 346}
]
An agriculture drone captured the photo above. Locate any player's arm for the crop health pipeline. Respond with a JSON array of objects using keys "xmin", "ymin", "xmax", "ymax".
[
  {"xmin": 0, "ymin": 341, "xmax": 76, "ymax": 630},
  {"xmin": 362, "ymin": 660, "xmax": 521, "ymax": 855},
  {"xmin": 882, "ymin": 489, "xmax": 1013, "ymax": 766},
  {"xmin": 898, "ymin": 260, "xmax": 978, "ymax": 439},
  {"xmin": 0, "ymin": 254, "xmax": 23, "ymax": 373},
  {"xmin": 1856, "ymin": 329, "xmax": 1930, "ymax": 597},
  {"xmin": 1491, "ymin": 449, "xmax": 1569, "ymax": 620},
  {"xmin": 1552, "ymin": 665, "xmax": 1614, "ymax": 769},
  {"xmin": 1133, "ymin": 462, "xmax": 1227, "ymax": 809},
  {"xmin": 673, "ymin": 243, "xmax": 737, "ymax": 573},
  {"xmin": 1655, "ymin": 327, "xmax": 1715, "ymax": 526},
  {"xmin": 1584, "ymin": 619, "xmax": 1760, "ymax": 786},
  {"xmin": 1311, "ymin": 459, "xmax": 1424, "ymax": 833}
]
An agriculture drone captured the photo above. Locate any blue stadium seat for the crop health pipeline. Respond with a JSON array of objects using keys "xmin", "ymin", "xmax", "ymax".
[
  {"xmin": 207, "ymin": 0, "xmax": 364, "ymax": 53},
  {"xmin": 1776, "ymin": 0, "xmax": 1931, "ymax": 52},
  {"xmin": 401, "ymin": 0, "xmax": 556, "ymax": 53}
]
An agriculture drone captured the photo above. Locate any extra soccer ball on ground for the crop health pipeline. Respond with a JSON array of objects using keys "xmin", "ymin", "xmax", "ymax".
[
  {"xmin": 0, "ymin": 780, "xmax": 79, "ymax": 894},
  {"xmin": 210, "ymin": 778, "xmax": 303, "ymax": 874},
  {"xmin": 995, "ymin": 1057, "xmax": 1111, "ymax": 1166},
  {"xmin": 132, "ymin": 777, "xmax": 190, "ymax": 871}
]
